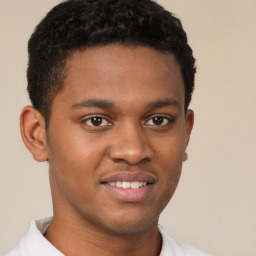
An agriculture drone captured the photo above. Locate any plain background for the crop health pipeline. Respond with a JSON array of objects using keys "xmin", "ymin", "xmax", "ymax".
[{"xmin": 0, "ymin": 0, "xmax": 255, "ymax": 255}]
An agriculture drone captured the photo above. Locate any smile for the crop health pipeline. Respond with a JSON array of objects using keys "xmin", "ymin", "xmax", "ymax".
[{"xmin": 106, "ymin": 181, "xmax": 147, "ymax": 189}]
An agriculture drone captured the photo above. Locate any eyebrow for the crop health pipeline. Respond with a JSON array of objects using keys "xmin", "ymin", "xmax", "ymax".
[
  {"xmin": 72, "ymin": 99, "xmax": 115, "ymax": 109},
  {"xmin": 71, "ymin": 98, "xmax": 181, "ymax": 110},
  {"xmin": 146, "ymin": 99, "xmax": 181, "ymax": 110}
]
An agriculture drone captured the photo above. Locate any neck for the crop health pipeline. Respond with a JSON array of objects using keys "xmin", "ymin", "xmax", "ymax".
[{"xmin": 44, "ymin": 213, "xmax": 162, "ymax": 256}]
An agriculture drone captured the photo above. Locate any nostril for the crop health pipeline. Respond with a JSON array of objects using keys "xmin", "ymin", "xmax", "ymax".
[
  {"xmin": 107, "ymin": 133, "xmax": 154, "ymax": 165},
  {"xmin": 111, "ymin": 157, "xmax": 151, "ymax": 166}
]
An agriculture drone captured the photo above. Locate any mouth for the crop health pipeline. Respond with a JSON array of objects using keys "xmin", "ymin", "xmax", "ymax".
[
  {"xmin": 101, "ymin": 172, "xmax": 155, "ymax": 202},
  {"xmin": 102, "ymin": 181, "xmax": 148, "ymax": 189}
]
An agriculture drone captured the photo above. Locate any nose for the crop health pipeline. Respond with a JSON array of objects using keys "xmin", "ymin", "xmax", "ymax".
[{"xmin": 108, "ymin": 123, "xmax": 154, "ymax": 165}]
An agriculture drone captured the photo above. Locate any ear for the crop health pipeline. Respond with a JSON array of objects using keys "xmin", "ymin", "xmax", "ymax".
[
  {"xmin": 182, "ymin": 109, "xmax": 194, "ymax": 162},
  {"xmin": 20, "ymin": 106, "xmax": 49, "ymax": 162}
]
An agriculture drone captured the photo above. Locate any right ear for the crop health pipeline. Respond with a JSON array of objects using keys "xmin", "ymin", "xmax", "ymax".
[{"xmin": 20, "ymin": 106, "xmax": 49, "ymax": 162}]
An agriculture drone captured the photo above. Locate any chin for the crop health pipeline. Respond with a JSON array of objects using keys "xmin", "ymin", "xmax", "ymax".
[{"xmin": 97, "ymin": 212, "xmax": 159, "ymax": 235}]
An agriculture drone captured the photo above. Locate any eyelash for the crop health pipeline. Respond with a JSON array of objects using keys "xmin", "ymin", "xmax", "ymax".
[
  {"xmin": 144, "ymin": 115, "xmax": 174, "ymax": 126},
  {"xmin": 82, "ymin": 116, "xmax": 113, "ymax": 127},
  {"xmin": 82, "ymin": 115, "xmax": 174, "ymax": 128}
]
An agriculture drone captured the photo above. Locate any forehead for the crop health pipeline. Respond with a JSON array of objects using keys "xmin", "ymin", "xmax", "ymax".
[{"xmin": 56, "ymin": 44, "xmax": 185, "ymax": 110}]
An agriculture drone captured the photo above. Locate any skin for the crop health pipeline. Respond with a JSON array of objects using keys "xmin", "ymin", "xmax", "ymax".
[{"xmin": 20, "ymin": 44, "xmax": 194, "ymax": 256}]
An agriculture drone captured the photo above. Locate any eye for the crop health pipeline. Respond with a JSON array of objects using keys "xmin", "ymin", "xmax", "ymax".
[
  {"xmin": 83, "ymin": 116, "xmax": 111, "ymax": 127},
  {"xmin": 145, "ymin": 116, "xmax": 173, "ymax": 126}
]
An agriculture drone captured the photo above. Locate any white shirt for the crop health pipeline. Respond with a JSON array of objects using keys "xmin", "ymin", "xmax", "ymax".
[{"xmin": 5, "ymin": 217, "xmax": 212, "ymax": 256}]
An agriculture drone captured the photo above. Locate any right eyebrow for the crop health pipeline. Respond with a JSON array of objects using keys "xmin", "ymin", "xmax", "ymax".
[{"xmin": 71, "ymin": 98, "xmax": 115, "ymax": 109}]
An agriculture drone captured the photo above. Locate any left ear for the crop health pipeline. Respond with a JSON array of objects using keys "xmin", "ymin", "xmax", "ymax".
[{"xmin": 182, "ymin": 109, "xmax": 194, "ymax": 162}]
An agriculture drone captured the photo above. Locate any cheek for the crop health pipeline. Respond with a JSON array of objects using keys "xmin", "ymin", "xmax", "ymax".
[
  {"xmin": 47, "ymin": 131, "xmax": 99, "ymax": 189},
  {"xmin": 153, "ymin": 133, "xmax": 185, "ymax": 191},
  {"xmin": 47, "ymin": 135, "xmax": 102, "ymax": 210},
  {"xmin": 154, "ymin": 132, "xmax": 186, "ymax": 164},
  {"xmin": 49, "ymin": 125, "xmax": 106, "ymax": 166}
]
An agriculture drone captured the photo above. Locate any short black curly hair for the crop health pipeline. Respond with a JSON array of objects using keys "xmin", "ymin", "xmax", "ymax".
[{"xmin": 27, "ymin": 0, "xmax": 196, "ymax": 127}]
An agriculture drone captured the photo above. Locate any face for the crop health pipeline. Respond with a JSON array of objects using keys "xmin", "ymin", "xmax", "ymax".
[{"xmin": 46, "ymin": 44, "xmax": 193, "ymax": 234}]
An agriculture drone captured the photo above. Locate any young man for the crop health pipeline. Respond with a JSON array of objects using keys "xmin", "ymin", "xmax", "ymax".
[{"xmin": 6, "ymin": 0, "xmax": 211, "ymax": 255}]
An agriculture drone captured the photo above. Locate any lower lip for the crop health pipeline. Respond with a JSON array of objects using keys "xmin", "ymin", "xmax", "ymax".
[{"xmin": 102, "ymin": 184, "xmax": 153, "ymax": 202}]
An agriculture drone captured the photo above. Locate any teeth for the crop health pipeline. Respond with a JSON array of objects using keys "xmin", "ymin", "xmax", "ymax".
[
  {"xmin": 122, "ymin": 181, "xmax": 130, "ymax": 189},
  {"xmin": 107, "ymin": 181, "xmax": 147, "ymax": 189},
  {"xmin": 116, "ymin": 181, "xmax": 122, "ymax": 188},
  {"xmin": 131, "ymin": 181, "xmax": 139, "ymax": 189}
]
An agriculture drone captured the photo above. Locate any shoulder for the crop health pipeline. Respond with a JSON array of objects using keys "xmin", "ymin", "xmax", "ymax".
[
  {"xmin": 159, "ymin": 226, "xmax": 213, "ymax": 256},
  {"xmin": 4, "ymin": 217, "xmax": 63, "ymax": 256}
]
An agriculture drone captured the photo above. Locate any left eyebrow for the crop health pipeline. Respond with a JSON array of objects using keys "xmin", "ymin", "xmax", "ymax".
[
  {"xmin": 146, "ymin": 99, "xmax": 182, "ymax": 110},
  {"xmin": 71, "ymin": 98, "xmax": 115, "ymax": 109}
]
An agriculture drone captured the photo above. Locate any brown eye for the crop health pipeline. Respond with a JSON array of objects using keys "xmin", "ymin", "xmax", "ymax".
[
  {"xmin": 84, "ymin": 116, "xmax": 110, "ymax": 127},
  {"xmin": 152, "ymin": 116, "xmax": 164, "ymax": 125},
  {"xmin": 91, "ymin": 117, "xmax": 103, "ymax": 126},
  {"xmin": 145, "ymin": 116, "xmax": 172, "ymax": 126}
]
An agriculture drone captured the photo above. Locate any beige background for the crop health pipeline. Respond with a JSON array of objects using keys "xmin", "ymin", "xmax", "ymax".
[{"xmin": 0, "ymin": 0, "xmax": 255, "ymax": 255}]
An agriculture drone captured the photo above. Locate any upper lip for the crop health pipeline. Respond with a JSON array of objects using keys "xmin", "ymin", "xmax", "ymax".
[{"xmin": 101, "ymin": 172, "xmax": 156, "ymax": 184}]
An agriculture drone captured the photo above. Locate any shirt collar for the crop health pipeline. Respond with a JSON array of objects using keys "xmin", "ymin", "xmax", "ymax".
[{"xmin": 18, "ymin": 217, "xmax": 63, "ymax": 256}]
